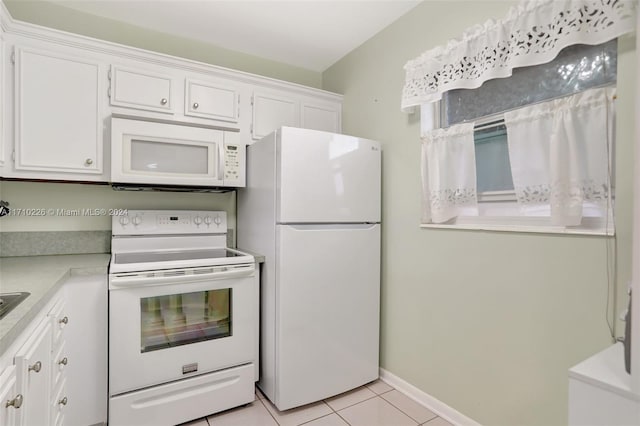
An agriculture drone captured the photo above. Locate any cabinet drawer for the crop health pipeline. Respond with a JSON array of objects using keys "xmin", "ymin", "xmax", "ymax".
[
  {"xmin": 50, "ymin": 377, "xmax": 68, "ymax": 426},
  {"xmin": 51, "ymin": 341, "xmax": 68, "ymax": 388},
  {"xmin": 48, "ymin": 297, "xmax": 68, "ymax": 348},
  {"xmin": 110, "ymin": 65, "xmax": 175, "ymax": 114},
  {"xmin": 185, "ymin": 78, "xmax": 239, "ymax": 123}
]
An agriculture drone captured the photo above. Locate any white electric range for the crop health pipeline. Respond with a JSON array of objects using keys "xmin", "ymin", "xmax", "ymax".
[{"xmin": 108, "ymin": 210, "xmax": 258, "ymax": 426}]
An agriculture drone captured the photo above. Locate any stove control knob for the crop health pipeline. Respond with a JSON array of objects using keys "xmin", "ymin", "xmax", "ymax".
[
  {"xmin": 213, "ymin": 215, "xmax": 222, "ymax": 226},
  {"xmin": 119, "ymin": 216, "xmax": 130, "ymax": 226},
  {"xmin": 193, "ymin": 216, "xmax": 203, "ymax": 226},
  {"xmin": 132, "ymin": 215, "xmax": 142, "ymax": 226},
  {"xmin": 203, "ymin": 216, "xmax": 212, "ymax": 226}
]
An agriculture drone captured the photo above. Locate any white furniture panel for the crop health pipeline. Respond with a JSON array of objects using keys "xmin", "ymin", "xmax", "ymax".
[
  {"xmin": 569, "ymin": 343, "xmax": 640, "ymax": 425},
  {"xmin": 275, "ymin": 223, "xmax": 380, "ymax": 410},
  {"xmin": 0, "ymin": 366, "xmax": 20, "ymax": 426},
  {"xmin": 110, "ymin": 65, "xmax": 175, "ymax": 114},
  {"xmin": 14, "ymin": 318, "xmax": 52, "ymax": 426},
  {"xmin": 301, "ymin": 102, "xmax": 341, "ymax": 133},
  {"xmin": 277, "ymin": 127, "xmax": 381, "ymax": 223},
  {"xmin": 63, "ymin": 275, "xmax": 108, "ymax": 426},
  {"xmin": 14, "ymin": 47, "xmax": 102, "ymax": 174},
  {"xmin": 185, "ymin": 78, "xmax": 239, "ymax": 123},
  {"xmin": 252, "ymin": 91, "xmax": 298, "ymax": 140},
  {"xmin": 0, "ymin": 33, "xmax": 5, "ymax": 171}
]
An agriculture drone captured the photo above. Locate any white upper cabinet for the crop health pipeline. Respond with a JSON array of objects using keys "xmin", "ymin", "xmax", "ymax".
[
  {"xmin": 185, "ymin": 78, "xmax": 240, "ymax": 123},
  {"xmin": 252, "ymin": 91, "xmax": 298, "ymax": 140},
  {"xmin": 109, "ymin": 65, "xmax": 175, "ymax": 114},
  {"xmin": 301, "ymin": 101, "xmax": 341, "ymax": 134},
  {"xmin": 14, "ymin": 46, "xmax": 104, "ymax": 176}
]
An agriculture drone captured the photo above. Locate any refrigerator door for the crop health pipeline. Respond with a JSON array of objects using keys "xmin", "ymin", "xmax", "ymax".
[
  {"xmin": 277, "ymin": 127, "xmax": 381, "ymax": 223},
  {"xmin": 275, "ymin": 223, "xmax": 380, "ymax": 410}
]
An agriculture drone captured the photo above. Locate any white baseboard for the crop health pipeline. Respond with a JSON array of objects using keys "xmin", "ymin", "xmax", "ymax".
[{"xmin": 379, "ymin": 368, "xmax": 481, "ymax": 426}]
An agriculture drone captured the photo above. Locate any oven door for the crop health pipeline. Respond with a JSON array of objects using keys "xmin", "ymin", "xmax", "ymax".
[{"xmin": 109, "ymin": 265, "xmax": 258, "ymax": 396}]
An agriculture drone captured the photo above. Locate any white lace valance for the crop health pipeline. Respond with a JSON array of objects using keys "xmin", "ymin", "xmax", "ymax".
[{"xmin": 401, "ymin": 0, "xmax": 636, "ymax": 111}]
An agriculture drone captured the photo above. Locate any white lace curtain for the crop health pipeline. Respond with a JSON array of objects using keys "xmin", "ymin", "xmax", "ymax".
[
  {"xmin": 421, "ymin": 123, "xmax": 477, "ymax": 223},
  {"xmin": 402, "ymin": 0, "xmax": 636, "ymax": 111},
  {"xmin": 504, "ymin": 87, "xmax": 614, "ymax": 226}
]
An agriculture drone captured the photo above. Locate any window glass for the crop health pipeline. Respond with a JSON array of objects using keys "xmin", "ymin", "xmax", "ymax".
[
  {"xmin": 441, "ymin": 40, "xmax": 617, "ymax": 126},
  {"xmin": 474, "ymin": 124, "xmax": 513, "ymax": 193}
]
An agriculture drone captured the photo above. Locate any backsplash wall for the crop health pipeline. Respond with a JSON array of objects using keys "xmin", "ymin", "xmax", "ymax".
[{"xmin": 0, "ymin": 180, "xmax": 236, "ymax": 246}]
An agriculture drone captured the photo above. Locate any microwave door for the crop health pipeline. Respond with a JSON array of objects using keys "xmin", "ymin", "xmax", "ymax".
[{"xmin": 111, "ymin": 118, "xmax": 228, "ymax": 187}]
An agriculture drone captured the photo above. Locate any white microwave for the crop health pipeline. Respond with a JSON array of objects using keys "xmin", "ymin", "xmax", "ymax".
[{"xmin": 111, "ymin": 117, "xmax": 245, "ymax": 188}]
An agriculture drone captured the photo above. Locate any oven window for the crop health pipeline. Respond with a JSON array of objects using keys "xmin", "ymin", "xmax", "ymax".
[{"xmin": 140, "ymin": 289, "xmax": 232, "ymax": 353}]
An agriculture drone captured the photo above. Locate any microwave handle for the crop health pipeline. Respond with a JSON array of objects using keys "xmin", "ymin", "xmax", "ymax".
[{"xmin": 218, "ymin": 142, "xmax": 224, "ymax": 181}]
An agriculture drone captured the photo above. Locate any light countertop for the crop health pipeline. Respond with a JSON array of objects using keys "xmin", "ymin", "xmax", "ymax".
[{"xmin": 0, "ymin": 254, "xmax": 110, "ymax": 354}]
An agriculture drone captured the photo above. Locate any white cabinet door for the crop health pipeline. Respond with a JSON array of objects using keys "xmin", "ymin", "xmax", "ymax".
[
  {"xmin": 0, "ymin": 366, "xmax": 21, "ymax": 426},
  {"xmin": 14, "ymin": 47, "xmax": 103, "ymax": 174},
  {"xmin": 15, "ymin": 318, "xmax": 52, "ymax": 426},
  {"xmin": 252, "ymin": 91, "xmax": 298, "ymax": 140},
  {"xmin": 0, "ymin": 34, "xmax": 5, "ymax": 174},
  {"xmin": 301, "ymin": 102, "xmax": 341, "ymax": 133},
  {"xmin": 110, "ymin": 65, "xmax": 175, "ymax": 114},
  {"xmin": 185, "ymin": 78, "xmax": 239, "ymax": 123}
]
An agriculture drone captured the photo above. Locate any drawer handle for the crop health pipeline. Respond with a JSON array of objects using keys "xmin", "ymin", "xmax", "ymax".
[
  {"xmin": 160, "ymin": 98, "xmax": 168, "ymax": 105},
  {"xmin": 5, "ymin": 394, "xmax": 23, "ymax": 409},
  {"xmin": 192, "ymin": 102, "xmax": 199, "ymax": 109},
  {"xmin": 28, "ymin": 361, "xmax": 42, "ymax": 373},
  {"xmin": 58, "ymin": 397, "xmax": 68, "ymax": 406},
  {"xmin": 59, "ymin": 316, "xmax": 68, "ymax": 325},
  {"xmin": 58, "ymin": 357, "xmax": 68, "ymax": 366}
]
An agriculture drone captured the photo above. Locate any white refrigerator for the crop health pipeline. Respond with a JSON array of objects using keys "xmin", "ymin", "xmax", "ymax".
[{"xmin": 238, "ymin": 126, "xmax": 381, "ymax": 410}]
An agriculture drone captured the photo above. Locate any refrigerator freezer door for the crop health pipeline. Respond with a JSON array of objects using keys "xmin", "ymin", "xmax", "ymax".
[
  {"xmin": 277, "ymin": 127, "xmax": 381, "ymax": 223},
  {"xmin": 274, "ymin": 224, "xmax": 380, "ymax": 410}
]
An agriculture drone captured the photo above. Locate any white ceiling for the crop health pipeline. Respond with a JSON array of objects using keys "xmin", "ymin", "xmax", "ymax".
[{"xmin": 47, "ymin": 0, "xmax": 422, "ymax": 72}]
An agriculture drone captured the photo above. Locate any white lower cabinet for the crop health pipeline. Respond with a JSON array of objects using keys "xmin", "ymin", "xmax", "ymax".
[
  {"xmin": 0, "ymin": 274, "xmax": 107, "ymax": 426},
  {"xmin": 0, "ymin": 366, "xmax": 21, "ymax": 426},
  {"xmin": 14, "ymin": 317, "xmax": 52, "ymax": 426}
]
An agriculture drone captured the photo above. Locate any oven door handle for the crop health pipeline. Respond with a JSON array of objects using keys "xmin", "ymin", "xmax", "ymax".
[{"xmin": 110, "ymin": 266, "xmax": 254, "ymax": 288}]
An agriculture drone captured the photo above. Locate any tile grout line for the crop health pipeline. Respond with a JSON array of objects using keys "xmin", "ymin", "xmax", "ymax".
[
  {"xmin": 380, "ymin": 392, "xmax": 437, "ymax": 425},
  {"xmin": 257, "ymin": 396, "xmax": 282, "ymax": 426}
]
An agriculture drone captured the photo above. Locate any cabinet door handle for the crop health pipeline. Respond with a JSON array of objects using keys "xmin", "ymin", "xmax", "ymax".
[
  {"xmin": 58, "ymin": 397, "xmax": 68, "ymax": 406},
  {"xmin": 58, "ymin": 357, "xmax": 68, "ymax": 366},
  {"xmin": 192, "ymin": 102, "xmax": 199, "ymax": 109},
  {"xmin": 160, "ymin": 98, "xmax": 168, "ymax": 105},
  {"xmin": 28, "ymin": 361, "xmax": 42, "ymax": 373},
  {"xmin": 5, "ymin": 394, "xmax": 23, "ymax": 409},
  {"xmin": 85, "ymin": 158, "xmax": 93, "ymax": 166},
  {"xmin": 59, "ymin": 316, "xmax": 68, "ymax": 325}
]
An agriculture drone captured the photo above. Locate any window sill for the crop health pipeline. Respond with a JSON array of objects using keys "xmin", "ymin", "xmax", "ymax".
[{"xmin": 420, "ymin": 216, "xmax": 614, "ymax": 236}]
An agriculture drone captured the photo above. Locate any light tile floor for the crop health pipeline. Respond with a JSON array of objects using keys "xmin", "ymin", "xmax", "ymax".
[{"xmin": 179, "ymin": 380, "xmax": 454, "ymax": 426}]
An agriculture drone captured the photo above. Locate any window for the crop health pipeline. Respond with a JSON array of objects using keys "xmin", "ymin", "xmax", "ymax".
[{"xmin": 421, "ymin": 41, "xmax": 617, "ymax": 234}]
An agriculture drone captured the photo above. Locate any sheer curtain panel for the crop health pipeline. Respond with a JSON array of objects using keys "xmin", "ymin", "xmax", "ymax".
[
  {"xmin": 422, "ymin": 123, "xmax": 478, "ymax": 223},
  {"xmin": 504, "ymin": 87, "xmax": 613, "ymax": 226}
]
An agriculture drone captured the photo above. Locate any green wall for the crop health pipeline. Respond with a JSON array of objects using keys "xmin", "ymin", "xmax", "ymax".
[
  {"xmin": 322, "ymin": 1, "xmax": 636, "ymax": 425},
  {"xmin": 3, "ymin": 0, "xmax": 322, "ymax": 88}
]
